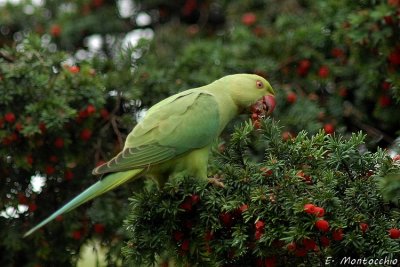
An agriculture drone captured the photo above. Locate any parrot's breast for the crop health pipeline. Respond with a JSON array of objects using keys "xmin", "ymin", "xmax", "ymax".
[{"xmin": 147, "ymin": 146, "xmax": 211, "ymax": 187}]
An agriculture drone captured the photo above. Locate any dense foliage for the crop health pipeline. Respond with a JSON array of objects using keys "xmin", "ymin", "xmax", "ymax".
[
  {"xmin": 0, "ymin": 35, "xmax": 144, "ymax": 266},
  {"xmin": 0, "ymin": 0, "xmax": 399, "ymax": 266},
  {"xmin": 123, "ymin": 119, "xmax": 400, "ymax": 266},
  {"xmin": 131, "ymin": 0, "xmax": 400, "ymax": 144}
]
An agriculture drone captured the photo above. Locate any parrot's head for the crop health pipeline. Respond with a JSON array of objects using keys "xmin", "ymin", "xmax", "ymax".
[{"xmin": 220, "ymin": 74, "xmax": 276, "ymax": 116}]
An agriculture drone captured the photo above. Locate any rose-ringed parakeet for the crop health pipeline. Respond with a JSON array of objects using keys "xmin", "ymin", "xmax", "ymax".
[{"xmin": 24, "ymin": 73, "xmax": 275, "ymax": 237}]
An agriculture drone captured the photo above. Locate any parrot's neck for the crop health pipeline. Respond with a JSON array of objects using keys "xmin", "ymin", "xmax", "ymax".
[{"xmin": 202, "ymin": 87, "xmax": 239, "ymax": 133}]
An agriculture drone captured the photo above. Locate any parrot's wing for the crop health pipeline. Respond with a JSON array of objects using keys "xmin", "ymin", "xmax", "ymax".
[{"xmin": 93, "ymin": 91, "xmax": 220, "ymax": 174}]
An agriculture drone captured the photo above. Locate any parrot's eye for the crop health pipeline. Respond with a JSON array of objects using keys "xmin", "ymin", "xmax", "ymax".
[{"xmin": 256, "ymin": 80, "xmax": 264, "ymax": 89}]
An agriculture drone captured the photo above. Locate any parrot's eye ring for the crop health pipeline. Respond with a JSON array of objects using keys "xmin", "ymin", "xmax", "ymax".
[{"xmin": 256, "ymin": 80, "xmax": 264, "ymax": 89}]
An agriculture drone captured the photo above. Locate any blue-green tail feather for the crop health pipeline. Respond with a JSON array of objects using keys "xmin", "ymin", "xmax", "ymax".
[{"xmin": 24, "ymin": 169, "xmax": 142, "ymax": 237}]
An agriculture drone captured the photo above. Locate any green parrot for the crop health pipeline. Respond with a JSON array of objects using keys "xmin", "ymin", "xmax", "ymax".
[{"xmin": 24, "ymin": 73, "xmax": 275, "ymax": 237}]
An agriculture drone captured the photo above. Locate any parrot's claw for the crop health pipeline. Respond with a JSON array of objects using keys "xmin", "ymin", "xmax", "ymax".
[{"xmin": 208, "ymin": 175, "xmax": 225, "ymax": 188}]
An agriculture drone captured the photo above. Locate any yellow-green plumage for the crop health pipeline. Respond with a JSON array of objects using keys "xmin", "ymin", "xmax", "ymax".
[{"xmin": 24, "ymin": 74, "xmax": 275, "ymax": 237}]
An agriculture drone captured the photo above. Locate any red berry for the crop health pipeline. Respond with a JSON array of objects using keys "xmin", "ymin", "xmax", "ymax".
[
  {"xmin": 393, "ymin": 155, "xmax": 400, "ymax": 161},
  {"xmin": 68, "ymin": 66, "xmax": 80, "ymax": 73},
  {"xmin": 184, "ymin": 219, "xmax": 194, "ymax": 229},
  {"xmin": 388, "ymin": 50, "xmax": 400, "ymax": 65},
  {"xmin": 359, "ymin": 222, "xmax": 369, "ymax": 233},
  {"xmin": 54, "ymin": 137, "xmax": 64, "ymax": 148},
  {"xmin": 379, "ymin": 95, "xmax": 391, "ymax": 107},
  {"xmin": 315, "ymin": 219, "xmax": 330, "ymax": 232},
  {"xmin": 39, "ymin": 122, "xmax": 47, "ymax": 134},
  {"xmin": 182, "ymin": 219, "xmax": 192, "ymax": 229},
  {"xmin": 338, "ymin": 87, "xmax": 348, "ymax": 97},
  {"xmin": 45, "ymin": 165, "xmax": 55, "ymax": 175},
  {"xmin": 55, "ymin": 215, "xmax": 63, "ymax": 222},
  {"xmin": 332, "ymin": 228, "xmax": 344, "ymax": 241},
  {"xmin": 91, "ymin": 0, "xmax": 103, "ymax": 7},
  {"xmin": 295, "ymin": 247, "xmax": 307, "ymax": 257},
  {"xmin": 255, "ymin": 220, "xmax": 265, "ymax": 230},
  {"xmin": 253, "ymin": 120, "xmax": 261, "ymax": 129},
  {"xmin": 49, "ymin": 155, "xmax": 58, "ymax": 163},
  {"xmin": 241, "ymin": 12, "xmax": 257, "ymax": 26},
  {"xmin": 389, "ymin": 228, "xmax": 400, "ymax": 239},
  {"xmin": 297, "ymin": 171, "xmax": 312, "ymax": 184},
  {"xmin": 86, "ymin": 104, "xmax": 96, "ymax": 115},
  {"xmin": 204, "ymin": 230, "xmax": 214, "ymax": 241},
  {"xmin": 239, "ymin": 204, "xmax": 249, "ymax": 213},
  {"xmin": 286, "ymin": 92, "xmax": 297, "ymax": 104},
  {"xmin": 324, "ymin": 123, "xmax": 335, "ymax": 134},
  {"xmin": 313, "ymin": 207, "xmax": 325, "ymax": 217},
  {"xmin": 251, "ymin": 104, "xmax": 262, "ymax": 114},
  {"xmin": 220, "ymin": 212, "xmax": 232, "ymax": 226},
  {"xmin": 4, "ymin": 112, "xmax": 16, "ymax": 123},
  {"xmin": 11, "ymin": 132, "xmax": 18, "ymax": 141},
  {"xmin": 26, "ymin": 155, "xmax": 33, "ymax": 166},
  {"xmin": 255, "ymin": 230, "xmax": 263, "ymax": 240},
  {"xmin": 281, "ymin": 131, "xmax": 293, "ymax": 141},
  {"xmin": 64, "ymin": 170, "xmax": 74, "ymax": 181},
  {"xmin": 388, "ymin": 0, "xmax": 400, "ymax": 7},
  {"xmin": 381, "ymin": 81, "xmax": 391, "ymax": 91},
  {"xmin": 80, "ymin": 128, "xmax": 92, "ymax": 141},
  {"xmin": 320, "ymin": 236, "xmax": 330, "ymax": 247},
  {"xmin": 181, "ymin": 239, "xmax": 190, "ymax": 251},
  {"xmin": 297, "ymin": 59, "xmax": 311, "ymax": 76},
  {"xmin": 260, "ymin": 167, "xmax": 273, "ymax": 177},
  {"xmin": 287, "ymin": 242, "xmax": 297, "ymax": 252},
  {"xmin": 190, "ymin": 194, "xmax": 200, "ymax": 205},
  {"xmin": 318, "ymin": 66, "xmax": 330, "ymax": 78},
  {"xmin": 302, "ymin": 238, "xmax": 316, "ymax": 250},
  {"xmin": 173, "ymin": 231, "xmax": 184, "ymax": 241},
  {"xmin": 18, "ymin": 193, "xmax": 28, "ymax": 205},
  {"xmin": 2, "ymin": 133, "xmax": 17, "ymax": 145},
  {"xmin": 72, "ymin": 230, "xmax": 82, "ymax": 240},
  {"xmin": 265, "ymin": 257, "xmax": 276, "ymax": 267},
  {"xmin": 304, "ymin": 203, "xmax": 316, "ymax": 214},
  {"xmin": 383, "ymin": 15, "xmax": 394, "ymax": 25},
  {"xmin": 252, "ymin": 26, "xmax": 265, "ymax": 37},
  {"xmin": 29, "ymin": 203, "xmax": 37, "ymax": 212},
  {"xmin": 78, "ymin": 109, "xmax": 89, "ymax": 119},
  {"xmin": 94, "ymin": 223, "xmax": 105, "ymax": 234},
  {"xmin": 331, "ymin": 47, "xmax": 344, "ymax": 58},
  {"xmin": 256, "ymin": 258, "xmax": 264, "ymax": 267},
  {"xmin": 50, "ymin": 24, "xmax": 61, "ymax": 37},
  {"xmin": 179, "ymin": 201, "xmax": 192, "ymax": 211},
  {"xmin": 100, "ymin": 108, "xmax": 110, "ymax": 120},
  {"xmin": 251, "ymin": 113, "xmax": 259, "ymax": 121},
  {"xmin": 15, "ymin": 122, "xmax": 23, "ymax": 132},
  {"xmin": 182, "ymin": 0, "xmax": 197, "ymax": 16},
  {"xmin": 365, "ymin": 170, "xmax": 374, "ymax": 177},
  {"xmin": 2, "ymin": 137, "xmax": 10, "ymax": 146}
]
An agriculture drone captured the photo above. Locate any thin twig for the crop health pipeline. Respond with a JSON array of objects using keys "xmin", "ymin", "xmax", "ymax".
[
  {"xmin": 0, "ymin": 51, "xmax": 15, "ymax": 62},
  {"xmin": 343, "ymin": 102, "xmax": 394, "ymax": 144},
  {"xmin": 111, "ymin": 116, "xmax": 124, "ymax": 149},
  {"xmin": 111, "ymin": 92, "xmax": 124, "ymax": 148},
  {"xmin": 93, "ymin": 91, "xmax": 125, "ymax": 162}
]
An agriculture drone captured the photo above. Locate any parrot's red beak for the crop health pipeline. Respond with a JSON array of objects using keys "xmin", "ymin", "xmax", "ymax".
[
  {"xmin": 263, "ymin": 95, "xmax": 276, "ymax": 115},
  {"xmin": 250, "ymin": 95, "xmax": 276, "ymax": 117}
]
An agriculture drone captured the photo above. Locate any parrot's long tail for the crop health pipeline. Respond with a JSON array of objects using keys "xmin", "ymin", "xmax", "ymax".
[{"xmin": 24, "ymin": 169, "xmax": 143, "ymax": 237}]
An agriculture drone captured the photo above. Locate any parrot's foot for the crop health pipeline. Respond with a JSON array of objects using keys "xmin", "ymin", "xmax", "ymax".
[{"xmin": 208, "ymin": 175, "xmax": 225, "ymax": 188}]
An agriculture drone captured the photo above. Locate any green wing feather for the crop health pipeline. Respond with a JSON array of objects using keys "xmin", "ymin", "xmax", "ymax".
[
  {"xmin": 24, "ymin": 169, "xmax": 142, "ymax": 237},
  {"xmin": 93, "ymin": 90, "xmax": 220, "ymax": 175}
]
